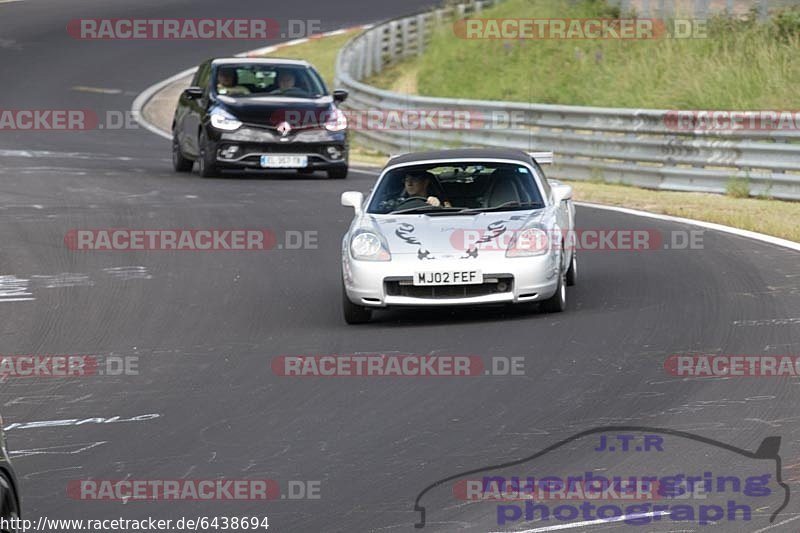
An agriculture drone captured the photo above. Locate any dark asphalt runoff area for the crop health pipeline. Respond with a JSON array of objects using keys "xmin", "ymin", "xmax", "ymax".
[{"xmin": 0, "ymin": 1, "xmax": 799, "ymax": 531}]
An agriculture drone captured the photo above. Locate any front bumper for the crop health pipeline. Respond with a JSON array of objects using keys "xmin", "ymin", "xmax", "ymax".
[
  {"xmin": 208, "ymin": 125, "xmax": 347, "ymax": 170},
  {"xmin": 342, "ymin": 251, "xmax": 561, "ymax": 308}
]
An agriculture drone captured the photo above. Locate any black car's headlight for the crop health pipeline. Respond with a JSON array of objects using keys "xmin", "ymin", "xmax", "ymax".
[
  {"xmin": 324, "ymin": 107, "xmax": 347, "ymax": 132},
  {"xmin": 210, "ymin": 108, "xmax": 243, "ymax": 131}
]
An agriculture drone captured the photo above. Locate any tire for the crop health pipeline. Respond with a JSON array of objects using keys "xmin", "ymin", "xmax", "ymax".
[
  {"xmin": 566, "ymin": 251, "xmax": 577, "ymax": 286},
  {"xmin": 342, "ymin": 284, "xmax": 371, "ymax": 324},
  {"xmin": 172, "ymin": 134, "xmax": 193, "ymax": 172},
  {"xmin": 197, "ymin": 131, "xmax": 219, "ymax": 178},
  {"xmin": 0, "ymin": 472, "xmax": 20, "ymax": 533},
  {"xmin": 540, "ymin": 267, "xmax": 566, "ymax": 313},
  {"xmin": 327, "ymin": 166, "xmax": 348, "ymax": 179}
]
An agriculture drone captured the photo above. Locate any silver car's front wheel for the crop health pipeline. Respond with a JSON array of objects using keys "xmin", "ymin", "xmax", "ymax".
[
  {"xmin": 566, "ymin": 251, "xmax": 577, "ymax": 286},
  {"xmin": 342, "ymin": 284, "xmax": 372, "ymax": 324},
  {"xmin": 540, "ymin": 267, "xmax": 566, "ymax": 313}
]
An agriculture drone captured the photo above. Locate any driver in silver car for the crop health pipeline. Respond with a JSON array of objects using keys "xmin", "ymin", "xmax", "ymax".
[{"xmin": 401, "ymin": 171, "xmax": 451, "ymax": 207}]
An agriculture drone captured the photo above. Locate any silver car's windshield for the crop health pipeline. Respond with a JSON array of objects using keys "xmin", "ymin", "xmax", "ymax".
[{"xmin": 367, "ymin": 162, "xmax": 545, "ymax": 215}]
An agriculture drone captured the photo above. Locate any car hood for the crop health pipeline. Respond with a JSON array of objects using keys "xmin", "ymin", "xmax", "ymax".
[
  {"xmin": 216, "ymin": 95, "xmax": 334, "ymax": 127},
  {"xmin": 369, "ymin": 211, "xmax": 548, "ymax": 257}
]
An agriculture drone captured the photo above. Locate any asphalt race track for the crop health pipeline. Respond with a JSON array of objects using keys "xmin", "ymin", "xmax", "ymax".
[{"xmin": 1, "ymin": 1, "xmax": 799, "ymax": 532}]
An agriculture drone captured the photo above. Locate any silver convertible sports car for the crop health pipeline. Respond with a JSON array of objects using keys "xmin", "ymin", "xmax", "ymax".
[{"xmin": 340, "ymin": 148, "xmax": 576, "ymax": 324}]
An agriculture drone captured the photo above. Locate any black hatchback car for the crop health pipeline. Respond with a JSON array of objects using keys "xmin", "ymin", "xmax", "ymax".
[{"xmin": 172, "ymin": 58, "xmax": 349, "ymax": 179}]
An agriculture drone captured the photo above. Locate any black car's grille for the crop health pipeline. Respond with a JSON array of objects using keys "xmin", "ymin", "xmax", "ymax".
[
  {"xmin": 241, "ymin": 122, "xmax": 320, "ymax": 132},
  {"xmin": 228, "ymin": 144, "xmax": 326, "ymax": 155},
  {"xmin": 384, "ymin": 275, "xmax": 513, "ymax": 299}
]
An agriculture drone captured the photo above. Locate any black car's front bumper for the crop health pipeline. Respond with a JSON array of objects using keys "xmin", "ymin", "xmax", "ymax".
[{"xmin": 207, "ymin": 124, "xmax": 348, "ymax": 170}]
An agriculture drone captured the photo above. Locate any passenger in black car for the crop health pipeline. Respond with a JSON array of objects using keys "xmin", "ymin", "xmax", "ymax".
[{"xmin": 216, "ymin": 68, "xmax": 250, "ymax": 96}]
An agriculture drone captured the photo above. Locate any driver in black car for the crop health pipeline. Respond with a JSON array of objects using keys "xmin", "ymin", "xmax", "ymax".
[{"xmin": 268, "ymin": 70, "xmax": 297, "ymax": 94}]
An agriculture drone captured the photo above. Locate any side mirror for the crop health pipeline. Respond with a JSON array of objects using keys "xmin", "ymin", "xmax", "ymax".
[
  {"xmin": 333, "ymin": 90, "xmax": 349, "ymax": 104},
  {"xmin": 551, "ymin": 182, "xmax": 572, "ymax": 204},
  {"xmin": 341, "ymin": 191, "xmax": 364, "ymax": 215},
  {"xmin": 182, "ymin": 87, "xmax": 204, "ymax": 100}
]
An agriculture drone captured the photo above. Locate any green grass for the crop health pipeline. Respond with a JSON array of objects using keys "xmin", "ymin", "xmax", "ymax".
[
  {"xmin": 726, "ymin": 177, "xmax": 751, "ymax": 198},
  {"xmin": 369, "ymin": 0, "xmax": 800, "ymax": 109},
  {"xmin": 260, "ymin": 30, "xmax": 360, "ymax": 87},
  {"xmin": 568, "ymin": 179, "xmax": 800, "ymax": 242}
]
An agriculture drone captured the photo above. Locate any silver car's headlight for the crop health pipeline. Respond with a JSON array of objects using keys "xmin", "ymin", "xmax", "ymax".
[
  {"xmin": 210, "ymin": 108, "xmax": 243, "ymax": 131},
  {"xmin": 350, "ymin": 231, "xmax": 391, "ymax": 261},
  {"xmin": 506, "ymin": 228, "xmax": 550, "ymax": 258}
]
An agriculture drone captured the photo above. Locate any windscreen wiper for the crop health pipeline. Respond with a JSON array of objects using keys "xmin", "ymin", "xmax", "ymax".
[
  {"xmin": 457, "ymin": 201, "xmax": 545, "ymax": 214},
  {"xmin": 389, "ymin": 206, "xmax": 466, "ymax": 215}
]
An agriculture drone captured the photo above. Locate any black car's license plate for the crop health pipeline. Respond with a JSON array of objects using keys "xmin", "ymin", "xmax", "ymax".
[{"xmin": 260, "ymin": 155, "xmax": 308, "ymax": 168}]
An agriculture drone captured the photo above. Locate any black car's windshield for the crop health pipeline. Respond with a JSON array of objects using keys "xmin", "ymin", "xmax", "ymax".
[
  {"xmin": 214, "ymin": 64, "xmax": 327, "ymax": 99},
  {"xmin": 367, "ymin": 162, "xmax": 545, "ymax": 215}
]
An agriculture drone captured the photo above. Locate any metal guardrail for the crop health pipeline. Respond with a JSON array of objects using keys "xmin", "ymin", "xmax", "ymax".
[{"xmin": 334, "ymin": 1, "xmax": 800, "ymax": 200}]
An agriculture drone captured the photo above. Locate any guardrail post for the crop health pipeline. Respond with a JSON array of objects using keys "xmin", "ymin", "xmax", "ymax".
[
  {"xmin": 373, "ymin": 25, "xmax": 385, "ymax": 74},
  {"xmin": 356, "ymin": 39, "xmax": 367, "ymax": 80},
  {"xmin": 416, "ymin": 14, "xmax": 427, "ymax": 55},
  {"xmin": 387, "ymin": 21, "xmax": 398, "ymax": 62},
  {"xmin": 434, "ymin": 8, "xmax": 444, "ymax": 28},
  {"xmin": 363, "ymin": 32, "xmax": 374, "ymax": 78},
  {"xmin": 758, "ymin": 0, "xmax": 769, "ymax": 21},
  {"xmin": 696, "ymin": 0, "xmax": 710, "ymax": 20},
  {"xmin": 401, "ymin": 18, "xmax": 411, "ymax": 57}
]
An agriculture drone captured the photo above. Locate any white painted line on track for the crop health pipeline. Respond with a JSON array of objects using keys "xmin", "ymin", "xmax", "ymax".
[
  {"xmin": 488, "ymin": 511, "xmax": 671, "ymax": 532},
  {"xmin": 349, "ymin": 167, "xmax": 381, "ymax": 176},
  {"xmin": 751, "ymin": 515, "xmax": 800, "ymax": 532},
  {"xmin": 4, "ymin": 413, "xmax": 161, "ymax": 431},
  {"xmin": 577, "ymin": 202, "xmax": 800, "ymax": 252},
  {"xmin": 72, "ymin": 85, "xmax": 123, "ymax": 95},
  {"xmin": 734, "ymin": 317, "xmax": 800, "ymax": 326},
  {"xmin": 131, "ymin": 67, "xmax": 197, "ymax": 141},
  {"xmin": 10, "ymin": 441, "xmax": 107, "ymax": 458},
  {"xmin": 0, "ymin": 148, "xmax": 133, "ymax": 161}
]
